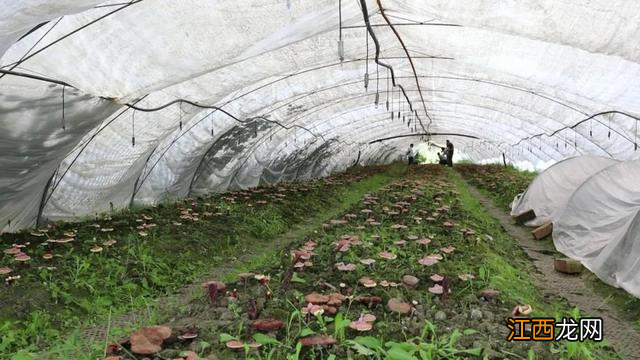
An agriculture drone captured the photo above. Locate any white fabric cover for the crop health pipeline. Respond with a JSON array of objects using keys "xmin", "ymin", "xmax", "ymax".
[
  {"xmin": 553, "ymin": 160, "xmax": 640, "ymax": 297},
  {"xmin": 510, "ymin": 156, "xmax": 619, "ymax": 226},
  {"xmin": 1, "ymin": 1, "xmax": 640, "ymax": 231}
]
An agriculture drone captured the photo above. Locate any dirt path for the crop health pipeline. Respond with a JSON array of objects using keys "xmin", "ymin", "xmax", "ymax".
[{"xmin": 466, "ymin": 184, "xmax": 640, "ymax": 359}]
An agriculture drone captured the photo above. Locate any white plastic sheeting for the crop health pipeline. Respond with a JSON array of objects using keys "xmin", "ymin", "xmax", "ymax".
[
  {"xmin": 510, "ymin": 156, "xmax": 619, "ymax": 226},
  {"xmin": 1, "ymin": 0, "xmax": 640, "ymax": 231},
  {"xmin": 553, "ymin": 160, "xmax": 640, "ymax": 297}
]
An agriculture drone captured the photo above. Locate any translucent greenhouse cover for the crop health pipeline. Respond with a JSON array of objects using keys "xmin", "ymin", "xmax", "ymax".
[
  {"xmin": 510, "ymin": 156, "xmax": 619, "ymax": 227},
  {"xmin": 1, "ymin": 0, "xmax": 640, "ymax": 232},
  {"xmin": 553, "ymin": 160, "xmax": 640, "ymax": 297}
]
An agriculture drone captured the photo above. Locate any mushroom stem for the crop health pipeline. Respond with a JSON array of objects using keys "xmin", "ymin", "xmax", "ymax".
[{"xmin": 208, "ymin": 284, "xmax": 218, "ymax": 306}]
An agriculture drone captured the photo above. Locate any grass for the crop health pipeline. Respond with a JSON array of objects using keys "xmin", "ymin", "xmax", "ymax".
[
  {"xmin": 0, "ymin": 164, "xmax": 400, "ymax": 359},
  {"xmin": 455, "ymin": 164, "xmax": 536, "ymax": 211}
]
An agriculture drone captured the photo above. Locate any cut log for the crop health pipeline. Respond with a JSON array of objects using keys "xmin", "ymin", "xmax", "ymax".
[
  {"xmin": 531, "ymin": 222, "xmax": 553, "ymax": 240},
  {"xmin": 512, "ymin": 209, "xmax": 536, "ymax": 224},
  {"xmin": 554, "ymin": 258, "xmax": 583, "ymax": 274}
]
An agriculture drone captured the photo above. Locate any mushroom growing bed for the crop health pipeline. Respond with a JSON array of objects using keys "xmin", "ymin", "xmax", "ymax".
[
  {"xmin": 0, "ymin": 165, "xmax": 392, "ymax": 358},
  {"xmin": 99, "ymin": 165, "xmax": 614, "ymax": 359}
]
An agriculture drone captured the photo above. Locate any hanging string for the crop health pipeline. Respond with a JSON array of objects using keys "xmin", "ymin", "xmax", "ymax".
[
  {"xmin": 374, "ymin": 63, "xmax": 379, "ymax": 107},
  {"xmin": 608, "ymin": 114, "xmax": 612, "ymax": 138},
  {"xmin": 396, "ymin": 87, "xmax": 400, "ymax": 120},
  {"xmin": 590, "ymin": 118, "xmax": 593, "ymax": 137},
  {"xmin": 364, "ymin": 28, "xmax": 369, "ymax": 90},
  {"xmin": 390, "ymin": 80, "xmax": 394, "ymax": 121},
  {"xmin": 635, "ymin": 119, "xmax": 638, "ymax": 151},
  {"xmin": 210, "ymin": 112, "xmax": 214, "ymax": 137},
  {"xmin": 337, "ymin": 0, "xmax": 344, "ymax": 62},
  {"xmin": 386, "ymin": 70, "xmax": 390, "ymax": 111},
  {"xmin": 131, "ymin": 110, "xmax": 136, "ymax": 147},
  {"xmin": 61, "ymin": 85, "xmax": 66, "ymax": 131},
  {"xmin": 179, "ymin": 102, "xmax": 183, "ymax": 130}
]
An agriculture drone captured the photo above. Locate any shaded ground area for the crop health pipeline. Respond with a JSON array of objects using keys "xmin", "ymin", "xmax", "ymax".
[{"xmin": 465, "ymin": 181, "xmax": 640, "ymax": 359}]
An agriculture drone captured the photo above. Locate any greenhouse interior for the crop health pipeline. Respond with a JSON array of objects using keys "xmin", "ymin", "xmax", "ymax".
[{"xmin": 1, "ymin": 1, "xmax": 640, "ymax": 359}]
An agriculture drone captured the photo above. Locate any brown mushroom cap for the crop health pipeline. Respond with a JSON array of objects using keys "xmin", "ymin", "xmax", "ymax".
[
  {"xmin": 48, "ymin": 238, "xmax": 74, "ymax": 244},
  {"xmin": 358, "ymin": 276, "xmax": 377, "ymax": 288},
  {"xmin": 238, "ymin": 272, "xmax": 255, "ymax": 281},
  {"xmin": 479, "ymin": 289, "xmax": 500, "ymax": 300},
  {"xmin": 361, "ymin": 313, "xmax": 376, "ymax": 322},
  {"xmin": 441, "ymin": 245, "xmax": 456, "ymax": 254},
  {"xmin": 4, "ymin": 247, "xmax": 21, "ymax": 255},
  {"xmin": 299, "ymin": 335, "xmax": 337, "ymax": 347},
  {"xmin": 335, "ymin": 262, "xmax": 356, "ymax": 271},
  {"xmin": 349, "ymin": 319, "xmax": 373, "ymax": 332},
  {"xmin": 378, "ymin": 251, "xmax": 397, "ymax": 260},
  {"xmin": 402, "ymin": 275, "xmax": 420, "ymax": 287},
  {"xmin": 251, "ymin": 319, "xmax": 284, "ymax": 332},
  {"xmin": 387, "ymin": 298, "xmax": 412, "ymax": 314},
  {"xmin": 359, "ymin": 258, "xmax": 376, "ymax": 265},
  {"xmin": 428, "ymin": 284, "xmax": 444, "ymax": 295},
  {"xmin": 177, "ymin": 332, "xmax": 198, "ymax": 340},
  {"xmin": 225, "ymin": 340, "xmax": 244, "ymax": 349},
  {"xmin": 0, "ymin": 267, "xmax": 13, "ymax": 275},
  {"xmin": 202, "ymin": 281, "xmax": 226, "ymax": 291},
  {"xmin": 130, "ymin": 326, "xmax": 172, "ymax": 355},
  {"xmin": 14, "ymin": 253, "xmax": 31, "ymax": 262},
  {"xmin": 355, "ymin": 295, "xmax": 382, "ymax": 305},
  {"xmin": 304, "ymin": 292, "xmax": 329, "ymax": 304},
  {"xmin": 418, "ymin": 256, "xmax": 439, "ymax": 266}
]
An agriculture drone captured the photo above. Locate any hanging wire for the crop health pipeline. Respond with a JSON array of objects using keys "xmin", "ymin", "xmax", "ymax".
[
  {"xmin": 396, "ymin": 86, "xmax": 400, "ymax": 119},
  {"xmin": 390, "ymin": 79, "xmax": 394, "ymax": 121},
  {"xmin": 386, "ymin": 70, "xmax": 390, "ymax": 111},
  {"xmin": 608, "ymin": 114, "xmax": 612, "ymax": 138},
  {"xmin": 590, "ymin": 118, "xmax": 593, "ymax": 137},
  {"xmin": 364, "ymin": 28, "xmax": 369, "ymax": 90},
  {"xmin": 61, "ymin": 85, "xmax": 66, "ymax": 131},
  {"xmin": 131, "ymin": 110, "xmax": 136, "ymax": 147},
  {"xmin": 635, "ymin": 118, "xmax": 638, "ymax": 151},
  {"xmin": 337, "ymin": 0, "xmax": 344, "ymax": 62},
  {"xmin": 179, "ymin": 102, "xmax": 183, "ymax": 130},
  {"xmin": 374, "ymin": 63, "xmax": 379, "ymax": 107},
  {"xmin": 210, "ymin": 111, "xmax": 214, "ymax": 136}
]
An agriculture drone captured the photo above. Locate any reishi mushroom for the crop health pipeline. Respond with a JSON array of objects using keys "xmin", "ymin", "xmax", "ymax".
[
  {"xmin": 387, "ymin": 298, "xmax": 413, "ymax": 315},
  {"xmin": 129, "ymin": 326, "xmax": 172, "ymax": 355},
  {"xmin": 251, "ymin": 319, "xmax": 284, "ymax": 332}
]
